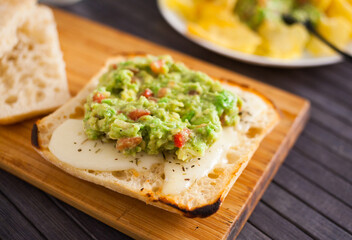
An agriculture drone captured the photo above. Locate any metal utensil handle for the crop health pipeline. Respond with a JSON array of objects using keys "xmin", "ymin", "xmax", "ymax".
[{"xmin": 305, "ymin": 21, "xmax": 352, "ymax": 62}]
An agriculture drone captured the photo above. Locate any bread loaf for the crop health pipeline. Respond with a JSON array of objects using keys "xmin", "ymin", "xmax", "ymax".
[
  {"xmin": 0, "ymin": 5, "xmax": 70, "ymax": 124},
  {"xmin": 0, "ymin": 0, "xmax": 36, "ymax": 56}
]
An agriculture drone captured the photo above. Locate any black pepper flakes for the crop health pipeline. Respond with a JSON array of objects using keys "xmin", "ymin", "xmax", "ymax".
[
  {"xmin": 184, "ymin": 178, "xmax": 190, "ymax": 181},
  {"xmin": 191, "ymin": 165, "xmax": 195, "ymax": 168},
  {"xmin": 77, "ymin": 148, "xmax": 82, "ymax": 152}
]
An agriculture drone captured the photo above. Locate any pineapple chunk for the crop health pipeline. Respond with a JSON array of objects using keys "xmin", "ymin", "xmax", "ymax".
[
  {"xmin": 165, "ymin": 0, "xmax": 196, "ymax": 21},
  {"xmin": 311, "ymin": 0, "xmax": 332, "ymax": 11},
  {"xmin": 188, "ymin": 20, "xmax": 261, "ymax": 54},
  {"xmin": 256, "ymin": 21, "xmax": 309, "ymax": 59},
  {"xmin": 307, "ymin": 16, "xmax": 352, "ymax": 56},
  {"xmin": 166, "ymin": 0, "xmax": 238, "ymax": 22},
  {"xmin": 183, "ymin": 0, "xmax": 261, "ymax": 54},
  {"xmin": 327, "ymin": 0, "xmax": 352, "ymax": 29}
]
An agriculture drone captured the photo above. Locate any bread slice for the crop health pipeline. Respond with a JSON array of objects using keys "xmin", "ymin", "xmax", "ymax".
[
  {"xmin": 0, "ymin": 0, "xmax": 36, "ymax": 57},
  {"xmin": 0, "ymin": 5, "xmax": 70, "ymax": 124},
  {"xmin": 32, "ymin": 54, "xmax": 280, "ymax": 217}
]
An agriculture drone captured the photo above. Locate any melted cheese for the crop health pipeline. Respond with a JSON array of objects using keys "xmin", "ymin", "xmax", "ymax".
[
  {"xmin": 162, "ymin": 127, "xmax": 238, "ymax": 195},
  {"xmin": 49, "ymin": 120, "xmax": 163, "ymax": 172},
  {"xmin": 49, "ymin": 117, "xmax": 238, "ymax": 195}
]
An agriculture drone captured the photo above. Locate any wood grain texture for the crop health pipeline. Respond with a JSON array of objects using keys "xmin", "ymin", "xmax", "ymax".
[
  {"xmin": 237, "ymin": 223, "xmax": 270, "ymax": 240},
  {"xmin": 274, "ymin": 166, "xmax": 352, "ymax": 233},
  {"xmin": 248, "ymin": 202, "xmax": 312, "ymax": 240},
  {"xmin": 0, "ymin": 170, "xmax": 93, "ymax": 240},
  {"xmin": 0, "ymin": 8, "xmax": 309, "ymax": 240},
  {"xmin": 0, "ymin": 191, "xmax": 44, "ymax": 240},
  {"xmin": 262, "ymin": 184, "xmax": 351, "ymax": 240}
]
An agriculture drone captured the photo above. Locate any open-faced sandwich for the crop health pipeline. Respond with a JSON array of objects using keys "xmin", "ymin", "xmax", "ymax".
[{"xmin": 32, "ymin": 54, "xmax": 279, "ymax": 217}]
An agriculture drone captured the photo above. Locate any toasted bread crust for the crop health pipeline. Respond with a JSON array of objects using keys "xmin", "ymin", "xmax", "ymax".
[
  {"xmin": 162, "ymin": 197, "xmax": 222, "ymax": 218},
  {"xmin": 31, "ymin": 123, "xmax": 40, "ymax": 149},
  {"xmin": 31, "ymin": 53, "xmax": 280, "ymax": 217}
]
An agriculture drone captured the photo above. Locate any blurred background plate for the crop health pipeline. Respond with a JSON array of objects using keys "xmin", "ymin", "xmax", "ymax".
[{"xmin": 158, "ymin": 0, "xmax": 352, "ymax": 68}]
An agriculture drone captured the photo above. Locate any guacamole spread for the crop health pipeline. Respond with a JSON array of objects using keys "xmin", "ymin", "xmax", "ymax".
[{"xmin": 84, "ymin": 55, "xmax": 242, "ymax": 161}]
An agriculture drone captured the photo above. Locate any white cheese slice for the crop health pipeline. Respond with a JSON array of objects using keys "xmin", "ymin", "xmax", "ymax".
[
  {"xmin": 49, "ymin": 94, "xmax": 241, "ymax": 195},
  {"xmin": 162, "ymin": 127, "xmax": 238, "ymax": 195},
  {"xmin": 49, "ymin": 119, "xmax": 163, "ymax": 171}
]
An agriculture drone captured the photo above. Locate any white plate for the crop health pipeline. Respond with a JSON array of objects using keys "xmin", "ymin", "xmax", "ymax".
[{"xmin": 157, "ymin": 0, "xmax": 352, "ymax": 68}]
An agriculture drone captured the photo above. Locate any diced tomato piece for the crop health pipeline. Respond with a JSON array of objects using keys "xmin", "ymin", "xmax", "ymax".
[
  {"xmin": 150, "ymin": 60, "xmax": 166, "ymax": 74},
  {"xmin": 116, "ymin": 137, "xmax": 142, "ymax": 150},
  {"xmin": 141, "ymin": 88, "xmax": 153, "ymax": 98},
  {"xmin": 258, "ymin": 0, "xmax": 266, "ymax": 6},
  {"xmin": 174, "ymin": 128, "xmax": 191, "ymax": 148},
  {"xmin": 128, "ymin": 109, "xmax": 151, "ymax": 121},
  {"xmin": 92, "ymin": 92, "xmax": 106, "ymax": 103},
  {"xmin": 158, "ymin": 87, "xmax": 168, "ymax": 98}
]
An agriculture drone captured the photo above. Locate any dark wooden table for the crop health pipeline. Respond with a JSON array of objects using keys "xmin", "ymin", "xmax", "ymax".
[{"xmin": 1, "ymin": 0, "xmax": 352, "ymax": 239}]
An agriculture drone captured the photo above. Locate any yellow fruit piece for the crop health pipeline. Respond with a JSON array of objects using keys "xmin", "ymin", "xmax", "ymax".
[
  {"xmin": 165, "ymin": 0, "xmax": 196, "ymax": 21},
  {"xmin": 195, "ymin": 4, "xmax": 235, "ymax": 25},
  {"xmin": 166, "ymin": 0, "xmax": 352, "ymax": 59},
  {"xmin": 256, "ymin": 21, "xmax": 309, "ymax": 59},
  {"xmin": 311, "ymin": 0, "xmax": 332, "ymax": 10},
  {"xmin": 327, "ymin": 0, "xmax": 352, "ymax": 29},
  {"xmin": 188, "ymin": 21, "xmax": 261, "ymax": 54},
  {"xmin": 165, "ymin": 0, "xmax": 238, "ymax": 22},
  {"xmin": 307, "ymin": 16, "xmax": 352, "ymax": 56}
]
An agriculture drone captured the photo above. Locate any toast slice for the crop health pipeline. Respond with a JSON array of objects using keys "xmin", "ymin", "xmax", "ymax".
[
  {"xmin": 0, "ymin": 0, "xmax": 36, "ymax": 57},
  {"xmin": 32, "ymin": 54, "xmax": 280, "ymax": 217},
  {"xmin": 0, "ymin": 5, "xmax": 70, "ymax": 124}
]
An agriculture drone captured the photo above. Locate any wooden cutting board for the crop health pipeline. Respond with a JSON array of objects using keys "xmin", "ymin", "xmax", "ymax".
[{"xmin": 0, "ymin": 8, "xmax": 310, "ymax": 240}]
